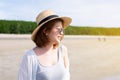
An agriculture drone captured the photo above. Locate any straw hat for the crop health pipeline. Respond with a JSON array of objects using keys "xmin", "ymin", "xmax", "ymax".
[{"xmin": 31, "ymin": 9, "xmax": 72, "ymax": 41}]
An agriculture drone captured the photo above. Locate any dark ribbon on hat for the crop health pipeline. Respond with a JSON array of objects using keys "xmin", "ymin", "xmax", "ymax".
[{"xmin": 38, "ymin": 15, "xmax": 59, "ymax": 26}]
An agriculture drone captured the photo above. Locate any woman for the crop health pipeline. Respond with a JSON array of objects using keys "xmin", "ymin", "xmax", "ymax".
[{"xmin": 18, "ymin": 9, "xmax": 72, "ymax": 80}]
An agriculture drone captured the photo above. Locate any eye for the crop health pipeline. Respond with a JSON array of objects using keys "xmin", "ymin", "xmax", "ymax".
[{"xmin": 56, "ymin": 28, "xmax": 64, "ymax": 34}]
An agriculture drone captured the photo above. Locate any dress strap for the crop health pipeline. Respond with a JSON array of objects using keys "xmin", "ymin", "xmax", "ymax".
[{"xmin": 58, "ymin": 44, "xmax": 64, "ymax": 58}]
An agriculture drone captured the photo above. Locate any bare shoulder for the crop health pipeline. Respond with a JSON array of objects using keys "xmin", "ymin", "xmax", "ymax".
[
  {"xmin": 60, "ymin": 44, "xmax": 68, "ymax": 57},
  {"xmin": 61, "ymin": 44, "xmax": 67, "ymax": 52}
]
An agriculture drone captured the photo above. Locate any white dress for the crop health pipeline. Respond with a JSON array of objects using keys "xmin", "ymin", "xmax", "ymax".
[{"xmin": 18, "ymin": 45, "xmax": 70, "ymax": 80}]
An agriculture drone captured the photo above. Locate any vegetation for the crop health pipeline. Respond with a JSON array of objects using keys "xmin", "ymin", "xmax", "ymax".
[
  {"xmin": 0, "ymin": 20, "xmax": 36, "ymax": 34},
  {"xmin": 65, "ymin": 26, "xmax": 120, "ymax": 36},
  {"xmin": 0, "ymin": 20, "xmax": 120, "ymax": 36}
]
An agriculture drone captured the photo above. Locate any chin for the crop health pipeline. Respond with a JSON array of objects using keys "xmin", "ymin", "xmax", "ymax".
[
  {"xmin": 56, "ymin": 40, "xmax": 61, "ymax": 44},
  {"xmin": 54, "ymin": 39, "xmax": 61, "ymax": 44},
  {"xmin": 52, "ymin": 37, "xmax": 61, "ymax": 44}
]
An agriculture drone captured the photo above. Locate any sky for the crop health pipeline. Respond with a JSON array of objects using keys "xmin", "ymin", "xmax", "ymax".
[{"xmin": 0, "ymin": 0, "xmax": 120, "ymax": 27}]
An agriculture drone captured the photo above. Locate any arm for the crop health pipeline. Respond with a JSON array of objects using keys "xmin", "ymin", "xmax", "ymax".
[
  {"xmin": 63, "ymin": 45, "xmax": 70, "ymax": 69},
  {"xmin": 18, "ymin": 54, "xmax": 28, "ymax": 80},
  {"xmin": 62, "ymin": 45, "xmax": 70, "ymax": 80},
  {"xmin": 18, "ymin": 50, "xmax": 37, "ymax": 80}
]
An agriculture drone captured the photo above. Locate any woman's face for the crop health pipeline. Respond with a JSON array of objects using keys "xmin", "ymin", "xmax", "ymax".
[{"xmin": 47, "ymin": 21, "xmax": 64, "ymax": 44}]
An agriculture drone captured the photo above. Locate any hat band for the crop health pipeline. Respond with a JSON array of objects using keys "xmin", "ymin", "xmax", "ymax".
[{"xmin": 38, "ymin": 15, "xmax": 59, "ymax": 26}]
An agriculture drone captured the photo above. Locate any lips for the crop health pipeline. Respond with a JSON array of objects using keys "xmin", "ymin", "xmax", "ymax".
[
  {"xmin": 58, "ymin": 35, "xmax": 63, "ymax": 41},
  {"xmin": 57, "ymin": 36, "xmax": 61, "ymax": 40}
]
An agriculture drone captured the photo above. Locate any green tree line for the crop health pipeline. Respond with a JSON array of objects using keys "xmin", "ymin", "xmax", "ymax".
[
  {"xmin": 65, "ymin": 26, "xmax": 120, "ymax": 35},
  {"xmin": 0, "ymin": 20, "xmax": 120, "ymax": 35},
  {"xmin": 0, "ymin": 20, "xmax": 36, "ymax": 34}
]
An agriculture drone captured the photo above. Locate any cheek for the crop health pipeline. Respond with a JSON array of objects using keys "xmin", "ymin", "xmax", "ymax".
[
  {"xmin": 48, "ymin": 31, "xmax": 57, "ymax": 39},
  {"xmin": 50, "ymin": 30, "xmax": 58, "ymax": 36}
]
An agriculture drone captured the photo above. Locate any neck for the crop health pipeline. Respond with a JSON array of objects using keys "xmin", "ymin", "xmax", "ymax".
[{"xmin": 41, "ymin": 43, "xmax": 59, "ymax": 51}]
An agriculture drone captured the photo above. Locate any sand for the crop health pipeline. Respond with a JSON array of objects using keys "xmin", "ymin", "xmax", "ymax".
[{"xmin": 0, "ymin": 34, "xmax": 120, "ymax": 80}]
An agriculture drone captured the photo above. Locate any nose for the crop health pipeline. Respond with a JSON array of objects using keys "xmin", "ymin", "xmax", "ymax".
[{"xmin": 59, "ymin": 28, "xmax": 64, "ymax": 35}]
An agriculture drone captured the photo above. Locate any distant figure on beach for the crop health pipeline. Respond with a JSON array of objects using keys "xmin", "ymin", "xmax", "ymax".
[
  {"xmin": 18, "ymin": 10, "xmax": 72, "ymax": 80},
  {"xmin": 98, "ymin": 36, "xmax": 106, "ymax": 42}
]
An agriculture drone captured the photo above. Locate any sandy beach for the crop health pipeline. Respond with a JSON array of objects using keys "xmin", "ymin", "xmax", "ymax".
[{"xmin": 0, "ymin": 34, "xmax": 120, "ymax": 80}]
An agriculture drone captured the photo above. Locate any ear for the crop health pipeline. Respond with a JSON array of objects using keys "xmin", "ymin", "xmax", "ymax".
[
  {"xmin": 43, "ymin": 28, "xmax": 46, "ymax": 33},
  {"xmin": 43, "ymin": 28, "xmax": 48, "ymax": 36}
]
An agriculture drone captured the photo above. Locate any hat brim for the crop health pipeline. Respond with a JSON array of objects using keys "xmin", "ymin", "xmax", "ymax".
[{"xmin": 31, "ymin": 16, "xmax": 72, "ymax": 41}]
